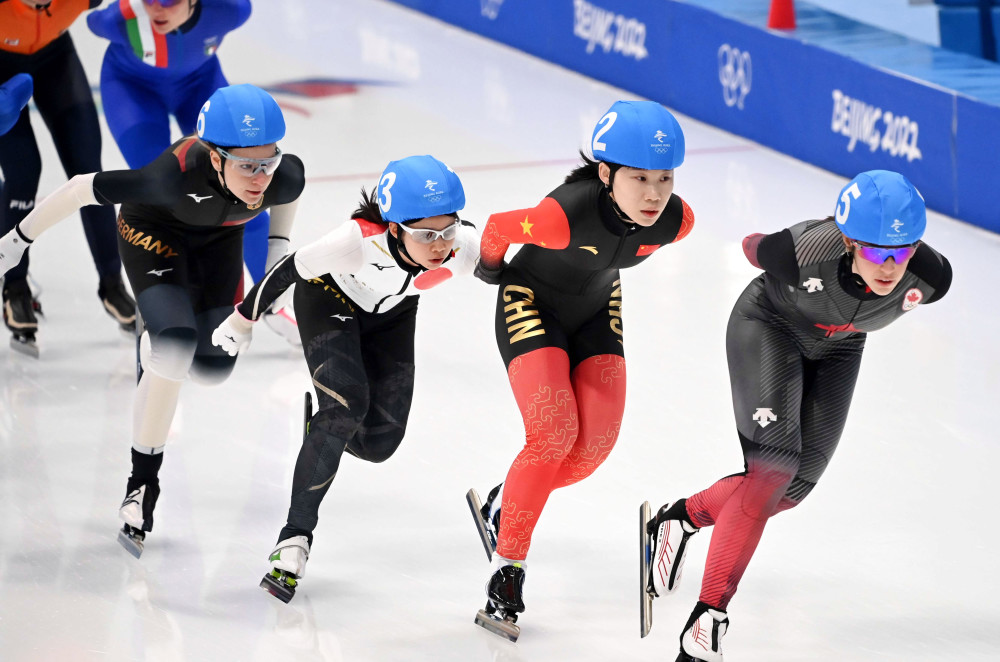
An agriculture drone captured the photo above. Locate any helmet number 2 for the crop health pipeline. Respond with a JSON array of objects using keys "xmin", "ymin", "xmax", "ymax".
[
  {"xmin": 378, "ymin": 172, "xmax": 397, "ymax": 213},
  {"xmin": 592, "ymin": 112, "xmax": 618, "ymax": 152},
  {"xmin": 835, "ymin": 182, "xmax": 861, "ymax": 225}
]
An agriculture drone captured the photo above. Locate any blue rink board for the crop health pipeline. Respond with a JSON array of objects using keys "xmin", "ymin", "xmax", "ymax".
[{"xmin": 388, "ymin": 0, "xmax": 1000, "ymax": 233}]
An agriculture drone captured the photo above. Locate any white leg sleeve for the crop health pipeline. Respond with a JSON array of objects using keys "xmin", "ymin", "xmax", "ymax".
[
  {"xmin": 133, "ymin": 331, "xmax": 193, "ymax": 450},
  {"xmin": 140, "ymin": 330, "xmax": 195, "ymax": 382},
  {"xmin": 133, "ymin": 372, "xmax": 183, "ymax": 450}
]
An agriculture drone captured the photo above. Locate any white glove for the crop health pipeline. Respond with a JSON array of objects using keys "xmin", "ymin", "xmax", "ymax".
[
  {"xmin": 0, "ymin": 227, "xmax": 30, "ymax": 277},
  {"xmin": 212, "ymin": 307, "xmax": 255, "ymax": 356}
]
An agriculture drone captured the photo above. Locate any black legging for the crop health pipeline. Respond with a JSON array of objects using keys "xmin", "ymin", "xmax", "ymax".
[
  {"xmin": 0, "ymin": 33, "xmax": 121, "ymax": 283},
  {"xmin": 727, "ymin": 281, "xmax": 866, "ymax": 503},
  {"xmin": 280, "ymin": 278, "xmax": 417, "ymax": 544}
]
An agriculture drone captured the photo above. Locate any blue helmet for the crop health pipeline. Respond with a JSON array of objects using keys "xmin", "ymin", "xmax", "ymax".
[
  {"xmin": 376, "ymin": 155, "xmax": 465, "ymax": 223},
  {"xmin": 196, "ymin": 84, "xmax": 285, "ymax": 147},
  {"xmin": 591, "ymin": 100, "xmax": 685, "ymax": 170},
  {"xmin": 834, "ymin": 170, "xmax": 926, "ymax": 245}
]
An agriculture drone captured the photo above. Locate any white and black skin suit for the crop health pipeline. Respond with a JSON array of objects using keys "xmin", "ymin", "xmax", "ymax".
[{"xmin": 235, "ymin": 197, "xmax": 480, "ymax": 546}]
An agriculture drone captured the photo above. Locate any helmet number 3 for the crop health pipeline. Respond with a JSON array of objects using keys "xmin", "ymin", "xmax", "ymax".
[
  {"xmin": 378, "ymin": 171, "xmax": 397, "ymax": 213},
  {"xmin": 592, "ymin": 111, "xmax": 618, "ymax": 152},
  {"xmin": 835, "ymin": 182, "xmax": 861, "ymax": 225}
]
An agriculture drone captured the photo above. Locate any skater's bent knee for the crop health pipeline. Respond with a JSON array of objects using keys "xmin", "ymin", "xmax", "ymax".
[
  {"xmin": 736, "ymin": 468, "xmax": 796, "ymax": 520},
  {"xmin": 141, "ymin": 328, "xmax": 197, "ymax": 381},
  {"xmin": 773, "ymin": 495, "xmax": 802, "ymax": 514},
  {"xmin": 778, "ymin": 475, "xmax": 817, "ymax": 509},
  {"xmin": 744, "ymin": 468, "xmax": 795, "ymax": 494},
  {"xmin": 347, "ymin": 436, "xmax": 404, "ymax": 463},
  {"xmin": 189, "ymin": 354, "xmax": 236, "ymax": 385},
  {"xmin": 359, "ymin": 448, "xmax": 399, "ymax": 463}
]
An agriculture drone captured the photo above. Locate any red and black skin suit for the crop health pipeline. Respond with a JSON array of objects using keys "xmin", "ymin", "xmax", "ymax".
[{"xmin": 478, "ymin": 168, "xmax": 694, "ymax": 562}]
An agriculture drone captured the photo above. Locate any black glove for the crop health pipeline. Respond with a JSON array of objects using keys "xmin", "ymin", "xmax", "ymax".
[{"xmin": 474, "ymin": 259, "xmax": 507, "ymax": 285}]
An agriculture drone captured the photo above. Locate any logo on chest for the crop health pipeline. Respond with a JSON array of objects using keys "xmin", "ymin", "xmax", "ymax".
[
  {"xmin": 802, "ymin": 277, "xmax": 824, "ymax": 293},
  {"xmin": 901, "ymin": 287, "xmax": 923, "ymax": 311}
]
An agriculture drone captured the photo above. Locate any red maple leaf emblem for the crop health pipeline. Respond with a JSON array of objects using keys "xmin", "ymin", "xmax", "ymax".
[{"xmin": 907, "ymin": 291, "xmax": 920, "ymax": 302}]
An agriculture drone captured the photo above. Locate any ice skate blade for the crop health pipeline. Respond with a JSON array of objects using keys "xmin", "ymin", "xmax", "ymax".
[
  {"xmin": 640, "ymin": 501, "xmax": 653, "ymax": 638},
  {"xmin": 9, "ymin": 336, "xmax": 39, "ymax": 358},
  {"xmin": 118, "ymin": 528, "xmax": 144, "ymax": 559},
  {"xmin": 466, "ymin": 488, "xmax": 496, "ymax": 561},
  {"xmin": 475, "ymin": 609, "xmax": 520, "ymax": 642},
  {"xmin": 260, "ymin": 573, "xmax": 295, "ymax": 603}
]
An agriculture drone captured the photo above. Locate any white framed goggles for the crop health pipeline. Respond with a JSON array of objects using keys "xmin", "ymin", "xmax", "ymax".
[
  {"xmin": 216, "ymin": 146, "xmax": 283, "ymax": 177},
  {"xmin": 395, "ymin": 219, "xmax": 462, "ymax": 244}
]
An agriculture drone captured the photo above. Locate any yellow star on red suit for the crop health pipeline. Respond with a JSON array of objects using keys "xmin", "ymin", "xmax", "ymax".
[{"xmin": 520, "ymin": 216, "xmax": 534, "ymax": 237}]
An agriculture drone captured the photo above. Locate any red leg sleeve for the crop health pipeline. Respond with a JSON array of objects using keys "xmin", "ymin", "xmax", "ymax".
[
  {"xmin": 496, "ymin": 347, "xmax": 579, "ymax": 561},
  {"xmin": 698, "ymin": 460, "xmax": 794, "ymax": 609},
  {"xmin": 552, "ymin": 354, "xmax": 626, "ymax": 489},
  {"xmin": 685, "ymin": 474, "xmax": 745, "ymax": 528}
]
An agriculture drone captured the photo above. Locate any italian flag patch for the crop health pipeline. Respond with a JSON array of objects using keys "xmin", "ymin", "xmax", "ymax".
[{"xmin": 120, "ymin": 0, "xmax": 168, "ymax": 67}]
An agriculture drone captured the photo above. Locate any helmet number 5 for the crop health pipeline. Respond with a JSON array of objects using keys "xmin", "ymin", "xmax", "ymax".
[
  {"xmin": 592, "ymin": 112, "xmax": 618, "ymax": 152},
  {"xmin": 835, "ymin": 182, "xmax": 861, "ymax": 225},
  {"xmin": 378, "ymin": 172, "xmax": 396, "ymax": 214}
]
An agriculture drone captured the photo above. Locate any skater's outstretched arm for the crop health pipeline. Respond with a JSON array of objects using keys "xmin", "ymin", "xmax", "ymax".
[
  {"xmin": 2, "ymin": 173, "xmax": 101, "ymax": 246},
  {"xmin": 264, "ymin": 198, "xmax": 299, "ymax": 274},
  {"xmin": 0, "ymin": 154, "xmax": 188, "ymax": 275},
  {"xmin": 477, "ymin": 198, "xmax": 572, "ymax": 278},
  {"xmin": 211, "ymin": 220, "xmax": 367, "ymax": 355},
  {"xmin": 0, "ymin": 173, "xmax": 107, "ymax": 275}
]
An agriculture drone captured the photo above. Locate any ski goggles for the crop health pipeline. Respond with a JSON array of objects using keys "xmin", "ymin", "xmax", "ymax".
[
  {"xmin": 216, "ymin": 147, "xmax": 283, "ymax": 178},
  {"xmin": 142, "ymin": 0, "xmax": 186, "ymax": 7},
  {"xmin": 851, "ymin": 240, "xmax": 920, "ymax": 265},
  {"xmin": 395, "ymin": 219, "xmax": 462, "ymax": 244}
]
